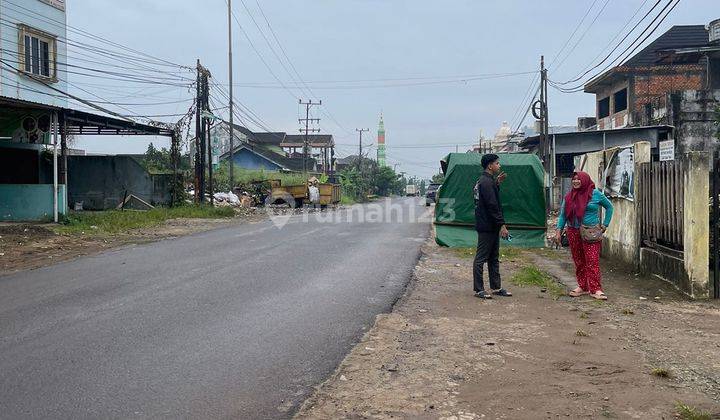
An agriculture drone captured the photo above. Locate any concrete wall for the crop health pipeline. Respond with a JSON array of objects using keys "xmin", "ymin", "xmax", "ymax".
[
  {"xmin": 0, "ymin": 0, "xmax": 67, "ymax": 107},
  {"xmin": 594, "ymin": 79, "xmax": 630, "ymax": 130},
  {"xmin": 0, "ymin": 184, "xmax": 66, "ymax": 221},
  {"xmin": 682, "ymin": 152, "xmax": 710, "ymax": 297},
  {"xmin": 67, "ymin": 156, "xmax": 171, "ymax": 210},
  {"xmin": 671, "ymin": 89, "xmax": 720, "ymax": 155}
]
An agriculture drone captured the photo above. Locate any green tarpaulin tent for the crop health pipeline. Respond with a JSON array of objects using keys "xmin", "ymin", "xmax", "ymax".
[{"xmin": 434, "ymin": 153, "xmax": 547, "ymax": 248}]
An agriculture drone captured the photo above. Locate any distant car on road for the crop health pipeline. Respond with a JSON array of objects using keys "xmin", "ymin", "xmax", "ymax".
[
  {"xmin": 425, "ymin": 183, "xmax": 441, "ymax": 206},
  {"xmin": 405, "ymin": 185, "xmax": 419, "ymax": 197}
]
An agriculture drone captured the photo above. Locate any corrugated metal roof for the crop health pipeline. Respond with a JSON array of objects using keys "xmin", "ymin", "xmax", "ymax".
[
  {"xmin": 624, "ymin": 25, "xmax": 709, "ymax": 67},
  {"xmin": 282, "ymin": 134, "xmax": 334, "ymax": 147}
]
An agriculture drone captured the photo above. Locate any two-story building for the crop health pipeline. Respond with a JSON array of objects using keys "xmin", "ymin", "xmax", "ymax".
[
  {"xmin": 0, "ymin": 0, "xmax": 175, "ymax": 221},
  {"xmin": 584, "ymin": 21, "xmax": 720, "ymax": 131},
  {"xmin": 0, "ymin": 0, "xmax": 68, "ymax": 108}
]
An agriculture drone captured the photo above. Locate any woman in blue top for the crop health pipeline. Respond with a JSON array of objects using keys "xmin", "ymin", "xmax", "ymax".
[{"xmin": 555, "ymin": 172, "xmax": 614, "ymax": 300}]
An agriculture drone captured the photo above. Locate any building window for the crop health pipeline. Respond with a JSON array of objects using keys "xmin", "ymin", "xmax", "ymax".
[
  {"xmin": 598, "ymin": 97, "xmax": 610, "ymax": 119},
  {"xmin": 18, "ymin": 25, "xmax": 56, "ymax": 80},
  {"xmin": 613, "ymin": 88, "xmax": 628, "ymax": 113}
]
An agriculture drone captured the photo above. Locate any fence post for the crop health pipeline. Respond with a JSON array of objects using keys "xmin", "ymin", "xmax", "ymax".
[
  {"xmin": 683, "ymin": 152, "xmax": 711, "ymax": 298},
  {"xmin": 632, "ymin": 142, "xmax": 651, "ymax": 266}
]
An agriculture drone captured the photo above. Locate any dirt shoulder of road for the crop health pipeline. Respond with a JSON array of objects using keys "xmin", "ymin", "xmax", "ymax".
[
  {"xmin": 0, "ymin": 208, "xmax": 267, "ymax": 275},
  {"xmin": 296, "ymin": 237, "xmax": 720, "ymax": 419}
]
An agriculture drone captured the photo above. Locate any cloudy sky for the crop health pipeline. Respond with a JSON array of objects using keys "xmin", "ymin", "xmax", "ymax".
[{"xmin": 64, "ymin": 0, "xmax": 716, "ymax": 178}]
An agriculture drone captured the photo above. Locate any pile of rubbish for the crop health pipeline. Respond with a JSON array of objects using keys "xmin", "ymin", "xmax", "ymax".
[{"xmin": 213, "ymin": 191, "xmax": 253, "ymax": 208}]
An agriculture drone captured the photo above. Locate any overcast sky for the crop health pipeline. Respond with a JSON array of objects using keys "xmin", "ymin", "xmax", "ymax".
[{"xmin": 68, "ymin": 0, "xmax": 717, "ymax": 178}]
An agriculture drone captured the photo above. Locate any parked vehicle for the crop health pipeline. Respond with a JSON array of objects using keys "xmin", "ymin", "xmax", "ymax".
[
  {"xmin": 269, "ymin": 179, "xmax": 341, "ymax": 208},
  {"xmin": 405, "ymin": 184, "xmax": 419, "ymax": 197},
  {"xmin": 425, "ymin": 183, "xmax": 441, "ymax": 206}
]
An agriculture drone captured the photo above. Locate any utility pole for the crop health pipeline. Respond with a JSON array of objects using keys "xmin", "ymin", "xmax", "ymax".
[
  {"xmin": 539, "ymin": 55, "xmax": 551, "ymax": 213},
  {"xmin": 355, "ymin": 128, "xmax": 369, "ymax": 173},
  {"xmin": 227, "ymin": 0, "xmax": 235, "ymax": 188},
  {"xmin": 298, "ymin": 99, "xmax": 321, "ymax": 174},
  {"xmin": 195, "ymin": 59, "xmax": 202, "ymax": 203},
  {"xmin": 194, "ymin": 60, "xmax": 210, "ymax": 204},
  {"xmin": 206, "ymin": 112, "xmax": 213, "ymax": 205}
]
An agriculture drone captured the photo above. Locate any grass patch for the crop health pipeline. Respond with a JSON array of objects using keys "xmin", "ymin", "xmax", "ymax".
[
  {"xmin": 579, "ymin": 312, "xmax": 589, "ymax": 319},
  {"xmin": 214, "ymin": 165, "xmax": 309, "ymax": 190},
  {"xmin": 621, "ymin": 308, "xmax": 635, "ymax": 315},
  {"xmin": 600, "ymin": 407, "xmax": 616, "ymax": 418},
  {"xmin": 651, "ymin": 367, "xmax": 672, "ymax": 378},
  {"xmin": 510, "ymin": 265, "xmax": 565, "ymax": 298},
  {"xmin": 53, "ymin": 205, "xmax": 235, "ymax": 235},
  {"xmin": 340, "ymin": 194, "xmax": 356, "ymax": 205},
  {"xmin": 575, "ymin": 329, "xmax": 590, "ymax": 337},
  {"xmin": 453, "ymin": 247, "xmax": 476, "ymax": 259},
  {"xmin": 533, "ymin": 247, "xmax": 563, "ymax": 260},
  {"xmin": 675, "ymin": 402, "xmax": 711, "ymax": 420},
  {"xmin": 499, "ymin": 247, "xmax": 523, "ymax": 260}
]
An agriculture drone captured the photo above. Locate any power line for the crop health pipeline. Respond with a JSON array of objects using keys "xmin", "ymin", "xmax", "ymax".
[
  {"xmin": 548, "ymin": 0, "xmax": 600, "ymax": 69},
  {"xmin": 554, "ymin": 0, "xmax": 665, "ymax": 85},
  {"xmin": 221, "ymin": 72, "xmax": 539, "ymax": 89},
  {"xmin": 0, "ymin": 50, "xmax": 192, "ymax": 87},
  {"xmin": 551, "ymin": 0, "xmax": 612, "ymax": 72},
  {"xmin": 1, "ymin": 0, "xmax": 189, "ymax": 69},
  {"xmin": 234, "ymin": 0, "xmax": 353, "ymax": 137},
  {"xmin": 509, "ymin": 73, "xmax": 541, "ymax": 131},
  {"xmin": 513, "ymin": 84, "xmax": 541, "ymax": 133},
  {"xmin": 561, "ymin": 0, "xmax": 654, "ymax": 84},
  {"xmin": 550, "ymin": 0, "xmax": 680, "ymax": 93},
  {"xmin": 0, "ymin": 58, "xmax": 136, "ymax": 122},
  {"xmin": 226, "ymin": 0, "xmax": 300, "ymax": 100}
]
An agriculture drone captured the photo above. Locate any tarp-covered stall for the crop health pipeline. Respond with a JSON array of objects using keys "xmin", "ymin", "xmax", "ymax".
[{"xmin": 434, "ymin": 153, "xmax": 546, "ymax": 248}]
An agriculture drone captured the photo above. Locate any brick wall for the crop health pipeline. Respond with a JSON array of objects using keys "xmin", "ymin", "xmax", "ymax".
[{"xmin": 632, "ymin": 65, "xmax": 705, "ymax": 114}]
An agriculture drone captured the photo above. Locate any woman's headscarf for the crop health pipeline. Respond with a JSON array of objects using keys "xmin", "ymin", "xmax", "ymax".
[{"xmin": 564, "ymin": 171, "xmax": 595, "ymax": 225}]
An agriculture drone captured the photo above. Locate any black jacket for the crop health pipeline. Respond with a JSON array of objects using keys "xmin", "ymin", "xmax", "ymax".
[{"xmin": 474, "ymin": 172, "xmax": 505, "ymax": 232}]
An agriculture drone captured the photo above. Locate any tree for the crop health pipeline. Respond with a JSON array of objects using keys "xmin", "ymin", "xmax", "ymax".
[
  {"xmin": 431, "ymin": 173, "xmax": 445, "ymax": 184},
  {"xmin": 339, "ymin": 161, "xmax": 405, "ymax": 201},
  {"xmin": 142, "ymin": 142, "xmax": 191, "ymax": 173},
  {"xmin": 374, "ymin": 165, "xmax": 403, "ymax": 196}
]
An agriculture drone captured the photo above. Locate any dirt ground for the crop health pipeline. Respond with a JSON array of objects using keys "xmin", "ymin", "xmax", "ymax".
[
  {"xmin": 296, "ymin": 238, "xmax": 720, "ymax": 419},
  {"xmin": 0, "ymin": 208, "xmax": 267, "ymax": 275}
]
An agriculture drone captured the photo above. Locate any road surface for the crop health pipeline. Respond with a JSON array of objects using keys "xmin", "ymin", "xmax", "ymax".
[{"xmin": 0, "ymin": 198, "xmax": 431, "ymax": 419}]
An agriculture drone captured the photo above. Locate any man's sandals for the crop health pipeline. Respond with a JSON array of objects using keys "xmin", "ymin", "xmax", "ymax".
[{"xmin": 475, "ymin": 289, "xmax": 512, "ymax": 299}]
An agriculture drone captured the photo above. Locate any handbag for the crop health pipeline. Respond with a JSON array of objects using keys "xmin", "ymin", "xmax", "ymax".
[{"xmin": 580, "ymin": 224, "xmax": 604, "ymax": 243}]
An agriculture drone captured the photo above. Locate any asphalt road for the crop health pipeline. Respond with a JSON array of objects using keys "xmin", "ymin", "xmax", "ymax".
[{"xmin": 0, "ymin": 197, "xmax": 431, "ymax": 419}]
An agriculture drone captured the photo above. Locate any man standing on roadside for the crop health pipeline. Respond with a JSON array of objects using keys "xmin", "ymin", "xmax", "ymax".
[{"xmin": 473, "ymin": 154, "xmax": 512, "ymax": 299}]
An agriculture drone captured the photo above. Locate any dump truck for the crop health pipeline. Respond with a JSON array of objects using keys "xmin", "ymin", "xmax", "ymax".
[{"xmin": 269, "ymin": 179, "xmax": 341, "ymax": 208}]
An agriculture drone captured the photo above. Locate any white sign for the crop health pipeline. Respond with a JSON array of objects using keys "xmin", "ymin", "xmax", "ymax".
[
  {"xmin": 39, "ymin": 0, "xmax": 65, "ymax": 11},
  {"xmin": 659, "ymin": 140, "xmax": 674, "ymax": 161}
]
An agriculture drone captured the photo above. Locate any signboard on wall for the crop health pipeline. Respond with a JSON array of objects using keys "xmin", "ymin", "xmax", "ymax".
[
  {"xmin": 604, "ymin": 146, "xmax": 634, "ymax": 201},
  {"xmin": 38, "ymin": 0, "xmax": 66, "ymax": 11},
  {"xmin": 659, "ymin": 140, "xmax": 674, "ymax": 161}
]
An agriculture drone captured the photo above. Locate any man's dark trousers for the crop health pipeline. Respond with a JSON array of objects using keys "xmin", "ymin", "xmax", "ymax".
[{"xmin": 473, "ymin": 230, "xmax": 501, "ymax": 292}]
